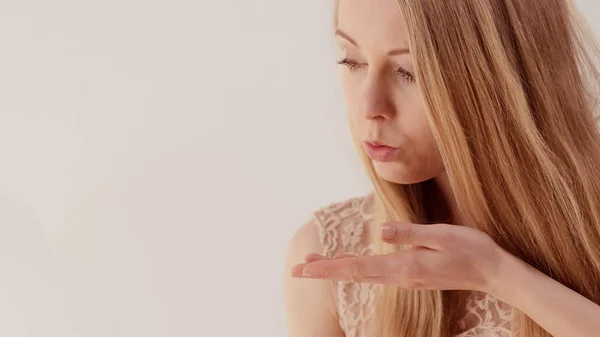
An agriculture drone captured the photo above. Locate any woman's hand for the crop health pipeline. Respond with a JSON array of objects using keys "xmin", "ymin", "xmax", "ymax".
[{"xmin": 292, "ymin": 222, "xmax": 509, "ymax": 294}]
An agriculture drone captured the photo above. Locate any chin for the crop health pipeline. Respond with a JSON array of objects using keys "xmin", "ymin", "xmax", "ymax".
[{"xmin": 372, "ymin": 161, "xmax": 436, "ymax": 185}]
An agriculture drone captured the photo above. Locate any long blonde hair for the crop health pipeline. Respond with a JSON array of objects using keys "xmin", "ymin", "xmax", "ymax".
[{"xmin": 335, "ymin": 0, "xmax": 600, "ymax": 336}]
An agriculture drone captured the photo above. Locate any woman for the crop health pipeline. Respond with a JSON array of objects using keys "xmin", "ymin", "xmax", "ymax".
[{"xmin": 283, "ymin": 0, "xmax": 600, "ymax": 336}]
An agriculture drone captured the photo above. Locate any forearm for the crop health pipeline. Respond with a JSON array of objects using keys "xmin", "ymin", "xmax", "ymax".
[{"xmin": 491, "ymin": 252, "xmax": 600, "ymax": 337}]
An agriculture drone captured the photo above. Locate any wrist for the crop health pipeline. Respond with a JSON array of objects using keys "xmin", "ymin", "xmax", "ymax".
[
  {"xmin": 485, "ymin": 248, "xmax": 523, "ymax": 301},
  {"xmin": 486, "ymin": 247, "xmax": 539, "ymax": 307}
]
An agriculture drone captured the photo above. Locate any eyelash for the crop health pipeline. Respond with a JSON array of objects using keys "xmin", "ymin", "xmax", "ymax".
[{"xmin": 336, "ymin": 58, "xmax": 416, "ymax": 83}]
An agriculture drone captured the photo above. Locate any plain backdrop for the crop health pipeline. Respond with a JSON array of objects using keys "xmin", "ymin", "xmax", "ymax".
[{"xmin": 0, "ymin": 1, "xmax": 598, "ymax": 336}]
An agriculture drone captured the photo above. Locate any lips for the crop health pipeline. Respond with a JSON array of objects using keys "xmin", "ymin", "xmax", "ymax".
[
  {"xmin": 363, "ymin": 141, "xmax": 401, "ymax": 162},
  {"xmin": 366, "ymin": 141, "xmax": 390, "ymax": 147}
]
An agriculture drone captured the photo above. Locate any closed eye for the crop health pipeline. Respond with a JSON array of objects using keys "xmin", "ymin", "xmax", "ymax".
[
  {"xmin": 337, "ymin": 58, "xmax": 415, "ymax": 84},
  {"xmin": 396, "ymin": 67, "xmax": 415, "ymax": 83},
  {"xmin": 336, "ymin": 58, "xmax": 364, "ymax": 71}
]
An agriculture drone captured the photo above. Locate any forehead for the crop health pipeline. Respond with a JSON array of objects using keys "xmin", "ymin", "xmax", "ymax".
[{"xmin": 336, "ymin": 0, "xmax": 409, "ymax": 49}]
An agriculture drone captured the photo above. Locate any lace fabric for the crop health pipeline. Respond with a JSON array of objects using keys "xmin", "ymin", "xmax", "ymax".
[
  {"xmin": 455, "ymin": 291, "xmax": 515, "ymax": 337},
  {"xmin": 312, "ymin": 194, "xmax": 515, "ymax": 337}
]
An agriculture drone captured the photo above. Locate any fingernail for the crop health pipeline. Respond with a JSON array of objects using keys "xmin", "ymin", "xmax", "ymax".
[{"xmin": 381, "ymin": 224, "xmax": 396, "ymax": 239}]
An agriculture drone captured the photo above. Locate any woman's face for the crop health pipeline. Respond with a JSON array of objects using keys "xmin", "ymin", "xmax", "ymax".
[{"xmin": 336, "ymin": 0, "xmax": 445, "ymax": 184}]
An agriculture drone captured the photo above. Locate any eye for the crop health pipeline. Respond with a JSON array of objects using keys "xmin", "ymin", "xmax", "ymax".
[
  {"xmin": 336, "ymin": 58, "xmax": 364, "ymax": 72},
  {"xmin": 396, "ymin": 67, "xmax": 416, "ymax": 83},
  {"xmin": 337, "ymin": 58, "xmax": 416, "ymax": 83}
]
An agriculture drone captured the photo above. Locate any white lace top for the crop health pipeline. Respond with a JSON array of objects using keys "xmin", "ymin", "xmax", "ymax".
[{"xmin": 312, "ymin": 194, "xmax": 516, "ymax": 337}]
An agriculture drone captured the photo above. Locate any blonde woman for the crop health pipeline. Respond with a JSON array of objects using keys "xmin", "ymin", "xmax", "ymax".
[{"xmin": 283, "ymin": 0, "xmax": 600, "ymax": 336}]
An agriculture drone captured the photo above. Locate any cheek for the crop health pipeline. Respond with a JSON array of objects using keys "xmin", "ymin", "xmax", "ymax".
[
  {"xmin": 405, "ymin": 107, "xmax": 441, "ymax": 162},
  {"xmin": 409, "ymin": 109, "xmax": 436, "ymax": 149},
  {"xmin": 341, "ymin": 74, "xmax": 357, "ymax": 104},
  {"xmin": 341, "ymin": 75, "xmax": 362, "ymax": 124},
  {"xmin": 379, "ymin": 104, "xmax": 445, "ymax": 183}
]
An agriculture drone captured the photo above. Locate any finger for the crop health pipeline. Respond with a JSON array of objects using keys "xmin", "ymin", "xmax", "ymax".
[
  {"xmin": 293, "ymin": 254, "xmax": 356, "ymax": 278},
  {"xmin": 302, "ymin": 254, "xmax": 397, "ymax": 279},
  {"xmin": 293, "ymin": 253, "xmax": 353, "ymax": 277},
  {"xmin": 380, "ymin": 222, "xmax": 451, "ymax": 250},
  {"xmin": 291, "ymin": 263, "xmax": 306, "ymax": 276},
  {"xmin": 304, "ymin": 253, "xmax": 329, "ymax": 263},
  {"xmin": 304, "ymin": 253, "xmax": 353, "ymax": 263},
  {"xmin": 300, "ymin": 275, "xmax": 394, "ymax": 285},
  {"xmin": 333, "ymin": 253, "xmax": 355, "ymax": 259}
]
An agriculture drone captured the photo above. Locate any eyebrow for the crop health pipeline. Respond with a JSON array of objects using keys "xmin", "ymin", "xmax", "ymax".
[{"xmin": 335, "ymin": 28, "xmax": 411, "ymax": 56}]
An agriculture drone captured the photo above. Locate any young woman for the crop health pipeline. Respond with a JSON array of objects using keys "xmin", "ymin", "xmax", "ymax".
[{"xmin": 283, "ymin": 0, "xmax": 600, "ymax": 336}]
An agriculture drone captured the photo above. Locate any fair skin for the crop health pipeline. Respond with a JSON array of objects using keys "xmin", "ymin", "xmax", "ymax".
[{"xmin": 283, "ymin": 0, "xmax": 600, "ymax": 336}]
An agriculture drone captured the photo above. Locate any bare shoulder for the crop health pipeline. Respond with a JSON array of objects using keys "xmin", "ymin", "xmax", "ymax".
[
  {"xmin": 285, "ymin": 214, "xmax": 323, "ymax": 259},
  {"xmin": 282, "ymin": 193, "xmax": 375, "ymax": 337},
  {"xmin": 282, "ymin": 215, "xmax": 341, "ymax": 337}
]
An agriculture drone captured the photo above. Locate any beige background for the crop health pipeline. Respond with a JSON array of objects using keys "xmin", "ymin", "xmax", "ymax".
[{"xmin": 0, "ymin": 1, "xmax": 598, "ymax": 336}]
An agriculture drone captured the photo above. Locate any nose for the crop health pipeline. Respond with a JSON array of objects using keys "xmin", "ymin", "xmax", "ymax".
[{"xmin": 360, "ymin": 76, "xmax": 396, "ymax": 121}]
